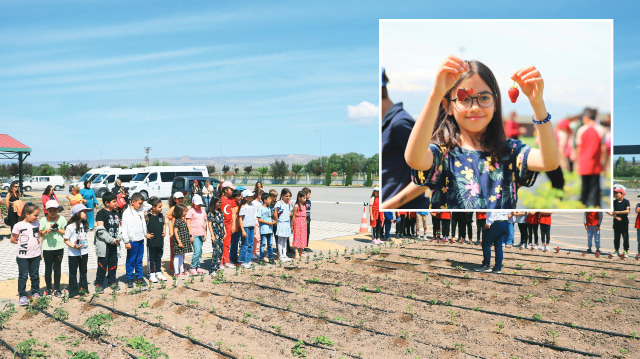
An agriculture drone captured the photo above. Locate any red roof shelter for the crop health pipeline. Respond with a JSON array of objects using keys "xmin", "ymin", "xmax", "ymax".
[{"xmin": 0, "ymin": 134, "xmax": 31, "ymax": 194}]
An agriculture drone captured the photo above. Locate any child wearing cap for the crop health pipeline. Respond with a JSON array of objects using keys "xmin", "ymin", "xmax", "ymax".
[
  {"xmin": 64, "ymin": 204, "xmax": 91, "ymax": 298},
  {"xmin": 11, "ymin": 203, "xmax": 41, "ymax": 306},
  {"xmin": 39, "ymin": 200, "xmax": 67, "ymax": 297},
  {"xmin": 607, "ymin": 186, "xmax": 630, "ymax": 256},
  {"xmin": 238, "ymin": 190, "xmax": 258, "ymax": 268},
  {"xmin": 187, "ymin": 194, "xmax": 208, "ymax": 274}
]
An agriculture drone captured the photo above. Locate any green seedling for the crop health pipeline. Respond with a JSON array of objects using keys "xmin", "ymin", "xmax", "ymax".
[
  {"xmin": 138, "ymin": 301, "xmax": 150, "ymax": 308},
  {"xmin": 496, "ymin": 322, "xmax": 504, "ymax": 334},
  {"xmin": 84, "ymin": 313, "xmax": 113, "ymax": 338},
  {"xmin": 311, "ymin": 335, "xmax": 335, "ymax": 346},
  {"xmin": 447, "ymin": 310, "xmax": 458, "ymax": 325},
  {"xmin": 547, "ymin": 331, "xmax": 559, "ymax": 345},
  {"xmin": 291, "ymin": 340, "xmax": 307, "ymax": 358},
  {"xmin": 519, "ymin": 293, "xmax": 533, "ymax": 301},
  {"xmin": 548, "ymin": 295, "xmax": 560, "ymax": 303},
  {"xmin": 53, "ymin": 307, "xmax": 69, "ymax": 321},
  {"xmin": 532, "ymin": 313, "xmax": 542, "ymax": 321}
]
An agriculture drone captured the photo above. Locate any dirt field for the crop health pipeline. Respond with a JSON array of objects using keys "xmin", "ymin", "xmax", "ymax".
[{"xmin": 0, "ymin": 238, "xmax": 639, "ymax": 358}]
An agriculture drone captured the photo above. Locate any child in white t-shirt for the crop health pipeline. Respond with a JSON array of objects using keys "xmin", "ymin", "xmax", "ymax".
[
  {"xmin": 64, "ymin": 204, "xmax": 91, "ymax": 298},
  {"xmin": 10, "ymin": 203, "xmax": 42, "ymax": 306}
]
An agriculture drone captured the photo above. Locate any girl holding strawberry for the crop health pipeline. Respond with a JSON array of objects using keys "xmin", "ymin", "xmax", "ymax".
[{"xmin": 405, "ymin": 56, "xmax": 559, "ymax": 209}]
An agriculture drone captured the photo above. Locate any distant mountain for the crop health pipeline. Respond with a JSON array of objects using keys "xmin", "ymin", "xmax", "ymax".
[{"xmin": 29, "ymin": 154, "xmax": 323, "ymax": 168}]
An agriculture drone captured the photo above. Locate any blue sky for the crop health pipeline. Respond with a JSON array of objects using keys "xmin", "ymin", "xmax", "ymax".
[{"xmin": 0, "ymin": 0, "xmax": 638, "ymax": 164}]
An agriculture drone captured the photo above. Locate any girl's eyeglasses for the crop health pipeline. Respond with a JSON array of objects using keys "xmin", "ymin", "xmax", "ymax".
[{"xmin": 449, "ymin": 93, "xmax": 496, "ymax": 110}]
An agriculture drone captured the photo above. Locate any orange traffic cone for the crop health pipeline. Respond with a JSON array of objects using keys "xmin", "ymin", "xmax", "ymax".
[{"xmin": 359, "ymin": 204, "xmax": 369, "ymax": 234}]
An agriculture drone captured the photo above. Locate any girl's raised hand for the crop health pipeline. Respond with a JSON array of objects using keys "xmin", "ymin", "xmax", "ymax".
[
  {"xmin": 511, "ymin": 66, "xmax": 544, "ymax": 104},
  {"xmin": 433, "ymin": 55, "xmax": 468, "ymax": 97}
]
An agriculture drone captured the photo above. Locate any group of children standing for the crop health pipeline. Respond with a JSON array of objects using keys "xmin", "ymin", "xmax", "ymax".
[{"xmin": 11, "ymin": 182, "xmax": 313, "ymax": 305}]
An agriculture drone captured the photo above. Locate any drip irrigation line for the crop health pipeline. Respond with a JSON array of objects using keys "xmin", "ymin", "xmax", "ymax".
[
  {"xmin": 86, "ymin": 300, "xmax": 237, "ymax": 359},
  {"xmin": 37, "ymin": 309, "xmax": 139, "ymax": 359},
  {"xmin": 407, "ymin": 246, "xmax": 640, "ymax": 272},
  {"xmin": 169, "ymin": 300, "xmax": 360, "ymax": 359},
  {"xmin": 0, "ymin": 337, "xmax": 26, "ymax": 359},
  {"xmin": 367, "ymin": 263, "xmax": 525, "ymax": 287},
  {"xmin": 224, "ymin": 281, "xmax": 295, "ymax": 293},
  {"xmin": 289, "ymin": 274, "xmax": 639, "ymax": 341},
  {"xmin": 377, "ymin": 254, "xmax": 640, "ymax": 292},
  {"xmin": 184, "ymin": 287, "xmax": 487, "ymax": 359},
  {"xmin": 514, "ymin": 338, "xmax": 602, "ymax": 357},
  {"xmin": 549, "ymin": 287, "xmax": 640, "ymax": 301}
]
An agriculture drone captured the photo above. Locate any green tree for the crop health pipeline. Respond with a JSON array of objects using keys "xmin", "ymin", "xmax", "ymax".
[
  {"xmin": 304, "ymin": 158, "xmax": 324, "ymax": 176},
  {"xmin": 130, "ymin": 163, "xmax": 146, "ymax": 168},
  {"xmin": 206, "ymin": 164, "xmax": 216, "ymax": 174},
  {"xmin": 256, "ymin": 166, "xmax": 269, "ymax": 177},
  {"xmin": 342, "ymin": 152, "xmax": 366, "ymax": 175},
  {"xmin": 57, "ymin": 162, "xmax": 71, "ymax": 178},
  {"xmin": 325, "ymin": 167, "xmax": 332, "ymax": 186},
  {"xmin": 243, "ymin": 166, "xmax": 253, "ymax": 175},
  {"xmin": 291, "ymin": 163, "xmax": 304, "ymax": 180},
  {"xmin": 270, "ymin": 159, "xmax": 289, "ymax": 180},
  {"xmin": 345, "ymin": 167, "xmax": 353, "ymax": 186},
  {"xmin": 366, "ymin": 153, "xmax": 379, "ymax": 174},
  {"xmin": 222, "ymin": 165, "xmax": 230, "ymax": 174},
  {"xmin": 365, "ymin": 165, "xmax": 373, "ymax": 187},
  {"xmin": 34, "ymin": 164, "xmax": 56, "ymax": 176}
]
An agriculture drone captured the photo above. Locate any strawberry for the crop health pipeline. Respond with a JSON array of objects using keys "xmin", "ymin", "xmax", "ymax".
[
  {"xmin": 508, "ymin": 86, "xmax": 519, "ymax": 103},
  {"xmin": 457, "ymin": 88, "xmax": 468, "ymax": 101},
  {"xmin": 467, "ymin": 88, "xmax": 474, "ymax": 95}
]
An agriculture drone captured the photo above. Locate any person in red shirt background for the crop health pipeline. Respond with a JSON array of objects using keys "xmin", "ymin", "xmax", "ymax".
[
  {"xmin": 575, "ymin": 108, "xmax": 607, "ymax": 208},
  {"xmin": 504, "ymin": 111, "xmax": 523, "ymax": 140},
  {"xmin": 475, "ymin": 212, "xmax": 487, "ymax": 245},
  {"xmin": 584, "ymin": 211, "xmax": 603, "ymax": 254},
  {"xmin": 525, "ymin": 212, "xmax": 540, "ymax": 249},
  {"xmin": 439, "ymin": 212, "xmax": 451, "ymax": 241},
  {"xmin": 538, "ymin": 212, "xmax": 552, "ymax": 251}
]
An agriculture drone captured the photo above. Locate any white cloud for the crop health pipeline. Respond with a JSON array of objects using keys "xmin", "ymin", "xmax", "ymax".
[{"xmin": 347, "ymin": 101, "xmax": 379, "ymax": 125}]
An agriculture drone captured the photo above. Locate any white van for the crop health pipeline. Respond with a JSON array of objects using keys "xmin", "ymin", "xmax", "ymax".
[
  {"xmin": 22, "ymin": 176, "xmax": 66, "ymax": 192},
  {"xmin": 91, "ymin": 168, "xmax": 139, "ymax": 198},
  {"xmin": 128, "ymin": 166, "xmax": 208, "ymax": 199},
  {"xmin": 69, "ymin": 167, "xmax": 110, "ymax": 192}
]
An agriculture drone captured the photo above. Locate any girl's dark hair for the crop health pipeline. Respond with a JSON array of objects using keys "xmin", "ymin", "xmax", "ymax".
[
  {"xmin": 84, "ymin": 180, "xmax": 91, "ymax": 189},
  {"xmin": 173, "ymin": 204, "xmax": 187, "ymax": 219},
  {"xmin": 66, "ymin": 211, "xmax": 89, "ymax": 233},
  {"xmin": 43, "ymin": 185, "xmax": 54, "ymax": 196},
  {"xmin": 434, "ymin": 60, "xmax": 506, "ymax": 164},
  {"xmin": 18, "ymin": 203, "xmax": 39, "ymax": 221},
  {"xmin": 295, "ymin": 191, "xmax": 306, "ymax": 207},
  {"xmin": 261, "ymin": 193, "xmax": 270, "ymax": 202},
  {"xmin": 9, "ymin": 181, "xmax": 19, "ymax": 196},
  {"xmin": 371, "ymin": 189, "xmax": 379, "ymax": 198},
  {"xmin": 209, "ymin": 196, "xmax": 221, "ymax": 213},
  {"xmin": 253, "ymin": 181, "xmax": 263, "ymax": 195},
  {"xmin": 232, "ymin": 190, "xmax": 241, "ymax": 199},
  {"xmin": 280, "ymin": 188, "xmax": 291, "ymax": 200},
  {"xmin": 148, "ymin": 196, "xmax": 161, "ymax": 208}
]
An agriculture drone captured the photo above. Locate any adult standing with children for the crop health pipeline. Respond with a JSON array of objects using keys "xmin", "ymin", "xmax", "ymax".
[
  {"xmin": 405, "ymin": 56, "xmax": 559, "ymax": 209},
  {"xmin": 5, "ymin": 181, "xmax": 21, "ymax": 230},
  {"xmin": 80, "ymin": 181, "xmax": 98, "ymax": 230},
  {"xmin": 41, "ymin": 186, "xmax": 59, "ymax": 216},
  {"xmin": 202, "ymin": 179, "xmax": 214, "ymax": 212}
]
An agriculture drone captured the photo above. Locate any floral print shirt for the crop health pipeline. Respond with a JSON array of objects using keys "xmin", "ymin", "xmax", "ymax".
[{"xmin": 411, "ymin": 139, "xmax": 538, "ymax": 209}]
